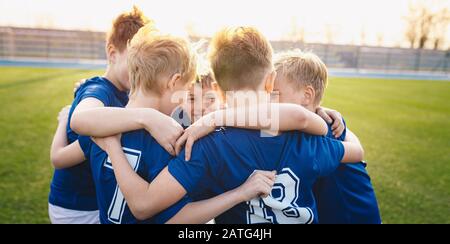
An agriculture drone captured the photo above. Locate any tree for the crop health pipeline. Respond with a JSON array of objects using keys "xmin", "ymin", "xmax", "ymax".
[
  {"xmin": 285, "ymin": 17, "xmax": 305, "ymax": 43},
  {"xmin": 417, "ymin": 7, "xmax": 434, "ymax": 49},
  {"xmin": 405, "ymin": 6, "xmax": 419, "ymax": 49},
  {"xmin": 404, "ymin": 2, "xmax": 450, "ymax": 50},
  {"xmin": 430, "ymin": 8, "xmax": 450, "ymax": 50},
  {"xmin": 404, "ymin": 3, "xmax": 431, "ymax": 49}
]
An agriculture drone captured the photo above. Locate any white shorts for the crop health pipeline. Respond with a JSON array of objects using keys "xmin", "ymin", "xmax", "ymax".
[{"xmin": 48, "ymin": 203, "xmax": 100, "ymax": 224}]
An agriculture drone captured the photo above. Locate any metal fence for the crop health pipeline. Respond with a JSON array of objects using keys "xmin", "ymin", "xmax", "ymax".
[
  {"xmin": 271, "ymin": 41, "xmax": 449, "ymax": 73},
  {"xmin": 0, "ymin": 26, "xmax": 106, "ymax": 60},
  {"xmin": 1, "ymin": 26, "xmax": 449, "ymax": 73}
]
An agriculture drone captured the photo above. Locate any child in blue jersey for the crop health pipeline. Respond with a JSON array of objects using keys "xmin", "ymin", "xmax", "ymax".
[
  {"xmin": 187, "ymin": 51, "xmax": 381, "ymax": 223},
  {"xmin": 271, "ymin": 51, "xmax": 381, "ymax": 224},
  {"xmin": 48, "ymin": 6, "xmax": 153, "ymax": 224},
  {"xmin": 96, "ymin": 26, "xmax": 365, "ymax": 224},
  {"xmin": 51, "ymin": 26, "xmax": 277, "ymax": 224}
]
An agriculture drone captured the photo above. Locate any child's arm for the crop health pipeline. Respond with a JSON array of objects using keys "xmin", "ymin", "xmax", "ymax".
[
  {"xmin": 213, "ymin": 103, "xmax": 328, "ymax": 134},
  {"xmin": 71, "ymin": 107, "xmax": 183, "ymax": 156},
  {"xmin": 92, "ymin": 136, "xmax": 275, "ymax": 222},
  {"xmin": 166, "ymin": 170, "xmax": 275, "ymax": 224},
  {"xmin": 340, "ymin": 129, "xmax": 365, "ymax": 163},
  {"xmin": 50, "ymin": 106, "xmax": 86, "ymax": 169},
  {"xmin": 175, "ymin": 103, "xmax": 328, "ymax": 160}
]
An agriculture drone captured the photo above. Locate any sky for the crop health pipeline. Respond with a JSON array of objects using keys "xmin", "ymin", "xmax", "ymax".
[{"xmin": 0, "ymin": 0, "xmax": 449, "ymax": 48}]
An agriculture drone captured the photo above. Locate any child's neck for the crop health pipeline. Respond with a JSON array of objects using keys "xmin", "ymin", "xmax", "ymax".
[
  {"xmin": 306, "ymin": 104, "xmax": 317, "ymax": 113},
  {"xmin": 226, "ymin": 90, "xmax": 270, "ymax": 109},
  {"xmin": 126, "ymin": 90, "xmax": 162, "ymax": 111},
  {"xmin": 104, "ymin": 66, "xmax": 126, "ymax": 92}
]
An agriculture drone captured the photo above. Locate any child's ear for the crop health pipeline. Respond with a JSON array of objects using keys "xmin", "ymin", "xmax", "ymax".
[
  {"xmin": 106, "ymin": 44, "xmax": 116, "ymax": 64},
  {"xmin": 264, "ymin": 70, "xmax": 277, "ymax": 93},
  {"xmin": 167, "ymin": 73, "xmax": 182, "ymax": 90},
  {"xmin": 303, "ymin": 85, "xmax": 316, "ymax": 106}
]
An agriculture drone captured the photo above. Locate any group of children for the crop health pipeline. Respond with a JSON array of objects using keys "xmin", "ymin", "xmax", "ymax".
[{"xmin": 49, "ymin": 6, "xmax": 381, "ymax": 224}]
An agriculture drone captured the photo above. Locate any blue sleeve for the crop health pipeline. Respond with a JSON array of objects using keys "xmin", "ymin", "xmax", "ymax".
[
  {"xmin": 338, "ymin": 119, "xmax": 347, "ymax": 141},
  {"xmin": 326, "ymin": 118, "xmax": 347, "ymax": 141},
  {"xmin": 77, "ymin": 135, "xmax": 92, "ymax": 158},
  {"xmin": 168, "ymin": 142, "xmax": 212, "ymax": 195},
  {"xmin": 79, "ymin": 84, "xmax": 111, "ymax": 106},
  {"xmin": 314, "ymin": 136, "xmax": 345, "ymax": 177},
  {"xmin": 151, "ymin": 196, "xmax": 192, "ymax": 224}
]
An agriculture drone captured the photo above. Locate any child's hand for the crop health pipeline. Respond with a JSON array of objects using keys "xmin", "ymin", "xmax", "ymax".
[
  {"xmin": 316, "ymin": 107, "xmax": 345, "ymax": 138},
  {"xmin": 175, "ymin": 114, "xmax": 216, "ymax": 161},
  {"xmin": 144, "ymin": 114, "xmax": 184, "ymax": 156},
  {"xmin": 73, "ymin": 79, "xmax": 87, "ymax": 93},
  {"xmin": 91, "ymin": 134, "xmax": 122, "ymax": 153},
  {"xmin": 236, "ymin": 170, "xmax": 276, "ymax": 202},
  {"xmin": 57, "ymin": 105, "xmax": 71, "ymax": 124}
]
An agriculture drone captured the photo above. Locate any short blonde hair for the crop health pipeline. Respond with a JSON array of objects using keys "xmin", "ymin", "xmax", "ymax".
[
  {"xmin": 128, "ymin": 25, "xmax": 197, "ymax": 95},
  {"xmin": 107, "ymin": 6, "xmax": 152, "ymax": 52},
  {"xmin": 208, "ymin": 26, "xmax": 273, "ymax": 91},
  {"xmin": 274, "ymin": 50, "xmax": 328, "ymax": 105}
]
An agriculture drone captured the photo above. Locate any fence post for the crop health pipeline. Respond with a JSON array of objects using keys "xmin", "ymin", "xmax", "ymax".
[
  {"xmin": 445, "ymin": 51, "xmax": 450, "ymax": 73},
  {"xmin": 414, "ymin": 49, "xmax": 421, "ymax": 72},
  {"xmin": 10, "ymin": 28, "xmax": 15, "ymax": 58},
  {"xmin": 46, "ymin": 33, "xmax": 50, "ymax": 59},
  {"xmin": 355, "ymin": 46, "xmax": 361, "ymax": 71},
  {"xmin": 386, "ymin": 48, "xmax": 392, "ymax": 72}
]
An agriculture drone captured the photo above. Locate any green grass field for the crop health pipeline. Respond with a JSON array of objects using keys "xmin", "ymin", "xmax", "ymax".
[{"xmin": 0, "ymin": 66, "xmax": 449, "ymax": 224}]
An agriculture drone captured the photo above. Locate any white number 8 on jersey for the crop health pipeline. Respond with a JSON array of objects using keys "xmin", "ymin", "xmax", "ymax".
[{"xmin": 246, "ymin": 168, "xmax": 314, "ymax": 224}]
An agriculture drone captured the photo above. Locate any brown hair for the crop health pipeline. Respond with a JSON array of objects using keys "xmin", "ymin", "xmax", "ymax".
[
  {"xmin": 106, "ymin": 6, "xmax": 152, "ymax": 52},
  {"xmin": 208, "ymin": 26, "xmax": 273, "ymax": 91},
  {"xmin": 274, "ymin": 50, "xmax": 328, "ymax": 105}
]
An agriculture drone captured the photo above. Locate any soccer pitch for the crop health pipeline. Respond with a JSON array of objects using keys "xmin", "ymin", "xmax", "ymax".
[{"xmin": 0, "ymin": 66, "xmax": 448, "ymax": 224}]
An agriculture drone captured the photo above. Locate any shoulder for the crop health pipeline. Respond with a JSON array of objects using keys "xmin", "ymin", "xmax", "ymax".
[
  {"xmin": 77, "ymin": 77, "xmax": 110, "ymax": 95},
  {"xmin": 209, "ymin": 127, "xmax": 262, "ymax": 140},
  {"xmin": 122, "ymin": 129, "xmax": 171, "ymax": 159},
  {"xmin": 75, "ymin": 77, "xmax": 113, "ymax": 104},
  {"xmin": 301, "ymin": 133, "xmax": 344, "ymax": 161},
  {"xmin": 192, "ymin": 127, "xmax": 253, "ymax": 149},
  {"xmin": 78, "ymin": 76, "xmax": 101, "ymax": 89},
  {"xmin": 122, "ymin": 129, "xmax": 154, "ymax": 146},
  {"xmin": 201, "ymin": 127, "xmax": 305, "ymax": 145},
  {"xmin": 79, "ymin": 77, "xmax": 111, "ymax": 91}
]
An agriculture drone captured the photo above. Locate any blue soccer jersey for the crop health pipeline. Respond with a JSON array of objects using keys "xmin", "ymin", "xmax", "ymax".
[
  {"xmin": 169, "ymin": 128, "xmax": 345, "ymax": 224},
  {"xmin": 172, "ymin": 106, "xmax": 192, "ymax": 129},
  {"xmin": 313, "ymin": 119, "xmax": 381, "ymax": 224},
  {"xmin": 49, "ymin": 76, "xmax": 129, "ymax": 211},
  {"xmin": 79, "ymin": 130, "xmax": 190, "ymax": 224}
]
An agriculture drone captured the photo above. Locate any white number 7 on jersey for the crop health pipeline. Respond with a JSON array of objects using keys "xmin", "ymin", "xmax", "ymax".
[{"xmin": 105, "ymin": 147, "xmax": 141, "ymax": 224}]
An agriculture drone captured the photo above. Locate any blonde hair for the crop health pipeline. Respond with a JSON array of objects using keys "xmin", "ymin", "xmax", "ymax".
[
  {"xmin": 208, "ymin": 26, "xmax": 273, "ymax": 91},
  {"xmin": 274, "ymin": 50, "xmax": 328, "ymax": 105},
  {"xmin": 127, "ymin": 25, "xmax": 197, "ymax": 95},
  {"xmin": 106, "ymin": 5, "xmax": 152, "ymax": 52}
]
